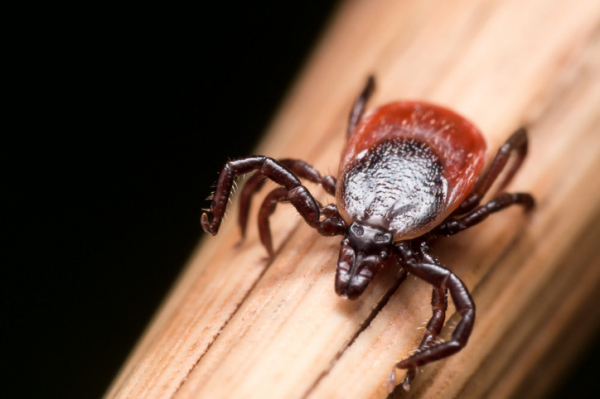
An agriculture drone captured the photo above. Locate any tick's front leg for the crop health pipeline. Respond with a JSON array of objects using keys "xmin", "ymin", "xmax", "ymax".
[
  {"xmin": 202, "ymin": 156, "xmax": 303, "ymax": 235},
  {"xmin": 257, "ymin": 188, "xmax": 346, "ymax": 255},
  {"xmin": 202, "ymin": 156, "xmax": 345, "ymax": 247},
  {"xmin": 238, "ymin": 159, "xmax": 337, "ymax": 238}
]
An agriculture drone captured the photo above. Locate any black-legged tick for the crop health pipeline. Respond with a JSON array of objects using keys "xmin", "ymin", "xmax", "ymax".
[{"xmin": 201, "ymin": 76, "xmax": 534, "ymax": 391}]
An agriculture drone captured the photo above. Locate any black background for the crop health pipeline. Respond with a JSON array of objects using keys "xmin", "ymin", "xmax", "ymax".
[
  {"xmin": 5, "ymin": 3, "xmax": 339, "ymax": 398},
  {"xmin": 4, "ymin": 2, "xmax": 599, "ymax": 398}
]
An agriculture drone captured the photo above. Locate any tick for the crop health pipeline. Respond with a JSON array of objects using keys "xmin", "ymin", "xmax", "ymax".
[{"xmin": 201, "ymin": 76, "xmax": 534, "ymax": 391}]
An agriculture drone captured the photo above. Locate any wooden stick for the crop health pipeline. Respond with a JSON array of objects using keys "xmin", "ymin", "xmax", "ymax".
[{"xmin": 106, "ymin": 0, "xmax": 600, "ymax": 398}]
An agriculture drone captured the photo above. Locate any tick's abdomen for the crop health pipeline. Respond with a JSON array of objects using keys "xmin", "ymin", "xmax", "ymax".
[{"xmin": 339, "ymin": 139, "xmax": 446, "ymax": 240}]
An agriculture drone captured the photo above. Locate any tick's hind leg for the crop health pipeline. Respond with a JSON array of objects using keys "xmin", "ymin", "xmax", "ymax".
[
  {"xmin": 238, "ymin": 159, "xmax": 337, "ymax": 237},
  {"xmin": 388, "ymin": 258, "xmax": 475, "ymax": 391},
  {"xmin": 456, "ymin": 127, "xmax": 529, "ymax": 214},
  {"xmin": 347, "ymin": 76, "xmax": 375, "ymax": 138}
]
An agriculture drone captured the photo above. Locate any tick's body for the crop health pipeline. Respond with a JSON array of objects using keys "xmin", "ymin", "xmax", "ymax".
[
  {"xmin": 201, "ymin": 77, "xmax": 534, "ymax": 391},
  {"xmin": 337, "ymin": 101, "xmax": 486, "ymax": 240}
]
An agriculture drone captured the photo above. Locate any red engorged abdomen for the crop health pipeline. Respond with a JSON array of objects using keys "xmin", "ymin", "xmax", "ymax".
[{"xmin": 337, "ymin": 101, "xmax": 487, "ymax": 226}]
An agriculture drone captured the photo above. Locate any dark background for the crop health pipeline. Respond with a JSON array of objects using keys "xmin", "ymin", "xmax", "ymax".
[
  {"xmin": 4, "ymin": 2, "xmax": 599, "ymax": 398},
  {"xmin": 5, "ymin": 3, "xmax": 339, "ymax": 398}
]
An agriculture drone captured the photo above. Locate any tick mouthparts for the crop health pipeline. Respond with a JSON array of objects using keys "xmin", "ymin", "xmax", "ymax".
[
  {"xmin": 335, "ymin": 244, "xmax": 356, "ymax": 298},
  {"xmin": 335, "ymin": 244, "xmax": 376, "ymax": 300}
]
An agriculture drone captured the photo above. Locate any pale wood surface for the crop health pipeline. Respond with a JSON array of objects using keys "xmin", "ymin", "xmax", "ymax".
[{"xmin": 106, "ymin": 0, "xmax": 600, "ymax": 398}]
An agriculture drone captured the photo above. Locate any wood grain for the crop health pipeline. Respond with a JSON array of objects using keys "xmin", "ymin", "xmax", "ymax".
[{"xmin": 106, "ymin": 0, "xmax": 600, "ymax": 398}]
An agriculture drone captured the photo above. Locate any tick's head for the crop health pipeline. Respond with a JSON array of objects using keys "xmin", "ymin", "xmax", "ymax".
[{"xmin": 335, "ymin": 222, "xmax": 393, "ymax": 300}]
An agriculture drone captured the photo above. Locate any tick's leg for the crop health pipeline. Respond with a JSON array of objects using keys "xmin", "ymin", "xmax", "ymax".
[
  {"xmin": 202, "ymin": 156, "xmax": 310, "ymax": 235},
  {"xmin": 237, "ymin": 170, "xmax": 269, "ymax": 238},
  {"xmin": 347, "ymin": 76, "xmax": 375, "ymax": 138},
  {"xmin": 456, "ymin": 127, "xmax": 529, "ymax": 214},
  {"xmin": 238, "ymin": 159, "xmax": 337, "ymax": 237},
  {"xmin": 258, "ymin": 187, "xmax": 345, "ymax": 255},
  {"xmin": 438, "ymin": 192, "xmax": 534, "ymax": 236},
  {"xmin": 316, "ymin": 203, "xmax": 347, "ymax": 236},
  {"xmin": 282, "ymin": 160, "xmax": 337, "ymax": 195},
  {"xmin": 389, "ymin": 260, "xmax": 475, "ymax": 384},
  {"xmin": 400, "ymin": 286, "xmax": 448, "ymax": 391},
  {"xmin": 257, "ymin": 187, "xmax": 289, "ymax": 256}
]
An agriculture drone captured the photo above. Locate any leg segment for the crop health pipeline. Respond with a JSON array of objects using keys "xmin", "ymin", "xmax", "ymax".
[
  {"xmin": 456, "ymin": 127, "xmax": 529, "ymax": 214},
  {"xmin": 258, "ymin": 187, "xmax": 346, "ymax": 255},
  {"xmin": 347, "ymin": 76, "xmax": 375, "ymax": 138},
  {"xmin": 400, "ymin": 285, "xmax": 448, "ymax": 391},
  {"xmin": 238, "ymin": 159, "xmax": 337, "ymax": 237},
  {"xmin": 257, "ymin": 187, "xmax": 289, "ymax": 256},
  {"xmin": 438, "ymin": 192, "xmax": 534, "ymax": 236},
  {"xmin": 202, "ymin": 156, "xmax": 312, "ymax": 235},
  {"xmin": 391, "ymin": 259, "xmax": 475, "ymax": 372}
]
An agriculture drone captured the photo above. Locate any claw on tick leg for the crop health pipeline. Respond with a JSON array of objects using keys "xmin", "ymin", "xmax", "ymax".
[
  {"xmin": 401, "ymin": 364, "xmax": 416, "ymax": 391},
  {"xmin": 201, "ymin": 213, "xmax": 216, "ymax": 235},
  {"xmin": 402, "ymin": 376, "xmax": 412, "ymax": 391},
  {"xmin": 388, "ymin": 364, "xmax": 414, "ymax": 393},
  {"xmin": 387, "ymin": 369, "xmax": 397, "ymax": 393}
]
